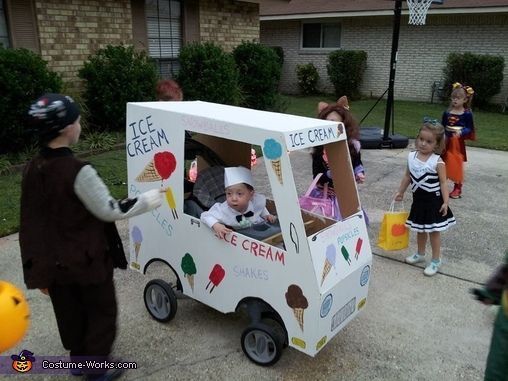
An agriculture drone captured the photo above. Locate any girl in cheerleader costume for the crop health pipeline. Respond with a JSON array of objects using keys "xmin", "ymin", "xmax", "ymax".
[{"xmin": 395, "ymin": 119, "xmax": 456, "ymax": 276}]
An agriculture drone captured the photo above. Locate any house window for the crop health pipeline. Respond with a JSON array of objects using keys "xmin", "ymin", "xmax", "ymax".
[
  {"xmin": 301, "ymin": 22, "xmax": 341, "ymax": 49},
  {"xmin": 0, "ymin": 1, "xmax": 10, "ymax": 48},
  {"xmin": 145, "ymin": 0, "xmax": 182, "ymax": 78}
]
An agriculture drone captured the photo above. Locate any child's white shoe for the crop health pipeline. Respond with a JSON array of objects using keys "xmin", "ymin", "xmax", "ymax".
[
  {"xmin": 423, "ymin": 259, "xmax": 442, "ymax": 276},
  {"xmin": 405, "ymin": 253, "xmax": 426, "ymax": 264}
]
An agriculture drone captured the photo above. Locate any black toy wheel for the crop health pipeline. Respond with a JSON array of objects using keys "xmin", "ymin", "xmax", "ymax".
[
  {"xmin": 143, "ymin": 279, "xmax": 177, "ymax": 322},
  {"xmin": 261, "ymin": 315, "xmax": 288, "ymax": 348},
  {"xmin": 241, "ymin": 322, "xmax": 284, "ymax": 366}
]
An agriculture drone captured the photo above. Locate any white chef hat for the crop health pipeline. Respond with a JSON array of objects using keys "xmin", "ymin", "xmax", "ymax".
[{"xmin": 224, "ymin": 166, "xmax": 253, "ymax": 188}]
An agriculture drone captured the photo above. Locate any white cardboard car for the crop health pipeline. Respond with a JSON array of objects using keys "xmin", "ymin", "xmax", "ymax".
[{"xmin": 126, "ymin": 101, "xmax": 372, "ymax": 366}]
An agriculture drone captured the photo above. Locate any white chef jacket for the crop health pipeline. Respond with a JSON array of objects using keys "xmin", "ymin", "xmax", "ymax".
[{"xmin": 201, "ymin": 193, "xmax": 269, "ymax": 229}]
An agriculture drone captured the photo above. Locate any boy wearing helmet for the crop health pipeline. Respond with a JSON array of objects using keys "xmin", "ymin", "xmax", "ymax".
[{"xmin": 19, "ymin": 93, "xmax": 162, "ymax": 380}]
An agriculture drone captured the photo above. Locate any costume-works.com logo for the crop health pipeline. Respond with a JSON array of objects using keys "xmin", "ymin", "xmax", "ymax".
[{"xmin": 10, "ymin": 350, "xmax": 35, "ymax": 373}]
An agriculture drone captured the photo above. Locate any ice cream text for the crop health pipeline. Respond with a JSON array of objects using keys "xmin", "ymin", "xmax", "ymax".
[
  {"xmin": 127, "ymin": 115, "xmax": 169, "ymax": 157},
  {"xmin": 288, "ymin": 126, "xmax": 337, "ymax": 148}
]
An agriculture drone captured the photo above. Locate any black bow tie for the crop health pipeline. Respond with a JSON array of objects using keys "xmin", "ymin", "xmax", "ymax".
[{"xmin": 236, "ymin": 211, "xmax": 254, "ymax": 222}]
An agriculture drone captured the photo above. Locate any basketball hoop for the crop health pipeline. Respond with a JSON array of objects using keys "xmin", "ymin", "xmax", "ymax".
[{"xmin": 407, "ymin": 0, "xmax": 434, "ymax": 25}]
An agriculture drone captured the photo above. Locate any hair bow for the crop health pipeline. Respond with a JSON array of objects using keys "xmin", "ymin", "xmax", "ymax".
[
  {"xmin": 423, "ymin": 116, "xmax": 439, "ymax": 125},
  {"xmin": 452, "ymin": 82, "xmax": 475, "ymax": 96}
]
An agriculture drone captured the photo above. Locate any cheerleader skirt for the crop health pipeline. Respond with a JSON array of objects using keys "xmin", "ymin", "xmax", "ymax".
[{"xmin": 406, "ymin": 189, "xmax": 456, "ymax": 232}]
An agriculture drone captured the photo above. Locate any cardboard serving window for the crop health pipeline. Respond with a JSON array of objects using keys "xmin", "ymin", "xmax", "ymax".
[
  {"xmin": 324, "ymin": 140, "xmax": 360, "ymax": 218},
  {"xmin": 183, "ymin": 132, "xmax": 283, "ymax": 247},
  {"xmin": 192, "ymin": 134, "xmax": 251, "ymax": 170}
]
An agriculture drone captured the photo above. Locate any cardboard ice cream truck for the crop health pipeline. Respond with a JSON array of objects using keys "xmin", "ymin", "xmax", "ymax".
[{"xmin": 127, "ymin": 101, "xmax": 372, "ymax": 365}]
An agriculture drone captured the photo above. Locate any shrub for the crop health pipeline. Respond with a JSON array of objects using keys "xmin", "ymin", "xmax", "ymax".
[
  {"xmin": 0, "ymin": 47, "xmax": 62, "ymax": 154},
  {"xmin": 78, "ymin": 45, "xmax": 158, "ymax": 132},
  {"xmin": 443, "ymin": 52, "xmax": 505, "ymax": 108},
  {"xmin": 296, "ymin": 63, "xmax": 320, "ymax": 95},
  {"xmin": 327, "ymin": 50, "xmax": 367, "ymax": 100},
  {"xmin": 177, "ymin": 42, "xmax": 240, "ymax": 105},
  {"xmin": 81, "ymin": 131, "xmax": 117, "ymax": 153},
  {"xmin": 0, "ymin": 156, "xmax": 12, "ymax": 175},
  {"xmin": 233, "ymin": 41, "xmax": 282, "ymax": 110}
]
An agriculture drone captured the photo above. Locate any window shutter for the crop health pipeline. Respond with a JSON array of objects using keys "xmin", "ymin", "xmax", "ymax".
[
  {"xmin": 182, "ymin": 0, "xmax": 199, "ymax": 43},
  {"xmin": 131, "ymin": 0, "xmax": 148, "ymax": 51},
  {"xmin": 5, "ymin": 0, "xmax": 39, "ymax": 52}
]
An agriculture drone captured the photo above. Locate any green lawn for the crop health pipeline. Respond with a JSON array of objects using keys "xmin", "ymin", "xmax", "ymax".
[
  {"xmin": 0, "ymin": 151, "xmax": 128, "ymax": 237},
  {"xmin": 1, "ymin": 95, "xmax": 507, "ymax": 237},
  {"xmin": 283, "ymin": 95, "xmax": 508, "ymax": 151}
]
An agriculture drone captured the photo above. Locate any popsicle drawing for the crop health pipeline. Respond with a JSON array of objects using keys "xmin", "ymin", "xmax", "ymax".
[
  {"xmin": 206, "ymin": 264, "xmax": 225, "ymax": 293},
  {"xmin": 321, "ymin": 244, "xmax": 337, "ymax": 286},
  {"xmin": 131, "ymin": 226, "xmax": 143, "ymax": 262},
  {"xmin": 165, "ymin": 188, "xmax": 178, "ymax": 219},
  {"xmin": 181, "ymin": 253, "xmax": 197, "ymax": 292},
  {"xmin": 285, "ymin": 284, "xmax": 308, "ymax": 331},
  {"xmin": 136, "ymin": 151, "xmax": 179, "ymax": 218},
  {"xmin": 263, "ymin": 138, "xmax": 283, "ymax": 185},
  {"xmin": 355, "ymin": 238, "xmax": 363, "ymax": 260},
  {"xmin": 341, "ymin": 245, "xmax": 352, "ymax": 265}
]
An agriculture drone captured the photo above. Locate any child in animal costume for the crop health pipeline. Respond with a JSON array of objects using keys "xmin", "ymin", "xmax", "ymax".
[{"xmin": 312, "ymin": 96, "xmax": 365, "ymax": 187}]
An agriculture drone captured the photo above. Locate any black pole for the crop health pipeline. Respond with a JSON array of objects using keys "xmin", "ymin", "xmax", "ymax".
[{"xmin": 383, "ymin": 0, "xmax": 402, "ymax": 145}]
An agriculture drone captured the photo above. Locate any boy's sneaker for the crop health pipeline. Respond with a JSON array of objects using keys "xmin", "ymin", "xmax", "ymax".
[
  {"xmin": 405, "ymin": 253, "xmax": 426, "ymax": 264},
  {"xmin": 424, "ymin": 259, "xmax": 442, "ymax": 276}
]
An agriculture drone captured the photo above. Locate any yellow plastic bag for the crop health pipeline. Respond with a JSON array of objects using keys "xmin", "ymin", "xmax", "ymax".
[{"xmin": 378, "ymin": 201, "xmax": 409, "ymax": 251}]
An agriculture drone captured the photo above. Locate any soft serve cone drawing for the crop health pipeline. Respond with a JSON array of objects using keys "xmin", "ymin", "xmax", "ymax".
[
  {"xmin": 321, "ymin": 244, "xmax": 337, "ymax": 286},
  {"xmin": 131, "ymin": 226, "xmax": 143, "ymax": 261},
  {"xmin": 263, "ymin": 138, "xmax": 283, "ymax": 185}
]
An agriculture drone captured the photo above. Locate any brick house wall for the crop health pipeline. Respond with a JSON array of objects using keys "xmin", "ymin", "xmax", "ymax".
[
  {"xmin": 261, "ymin": 13, "xmax": 508, "ymax": 104},
  {"xmin": 35, "ymin": 0, "xmax": 133, "ymax": 85},
  {"xmin": 199, "ymin": 0, "xmax": 259, "ymax": 51},
  {"xmin": 6, "ymin": 0, "xmax": 260, "ymax": 88}
]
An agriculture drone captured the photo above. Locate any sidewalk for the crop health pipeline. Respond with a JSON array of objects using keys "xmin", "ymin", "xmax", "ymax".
[{"xmin": 1, "ymin": 144, "xmax": 507, "ymax": 380}]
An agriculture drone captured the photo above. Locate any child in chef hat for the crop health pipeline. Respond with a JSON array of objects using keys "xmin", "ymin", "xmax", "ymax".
[{"xmin": 201, "ymin": 166, "xmax": 277, "ymax": 239}]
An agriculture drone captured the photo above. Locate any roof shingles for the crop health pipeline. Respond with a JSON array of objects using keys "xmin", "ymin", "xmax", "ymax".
[{"xmin": 260, "ymin": 0, "xmax": 508, "ymax": 17}]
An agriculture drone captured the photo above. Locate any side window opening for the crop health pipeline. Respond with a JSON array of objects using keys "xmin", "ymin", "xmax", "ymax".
[
  {"xmin": 183, "ymin": 132, "xmax": 284, "ymax": 248},
  {"xmin": 289, "ymin": 140, "xmax": 360, "ymax": 237}
]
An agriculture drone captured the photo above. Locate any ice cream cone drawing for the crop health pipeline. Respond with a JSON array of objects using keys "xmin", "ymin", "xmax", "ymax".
[
  {"xmin": 181, "ymin": 253, "xmax": 197, "ymax": 292},
  {"xmin": 165, "ymin": 188, "xmax": 178, "ymax": 219},
  {"xmin": 136, "ymin": 160, "xmax": 162, "ymax": 182},
  {"xmin": 285, "ymin": 284, "xmax": 308, "ymax": 331},
  {"xmin": 134, "ymin": 243, "xmax": 141, "ymax": 259},
  {"xmin": 136, "ymin": 151, "xmax": 177, "ymax": 183},
  {"xmin": 271, "ymin": 159, "xmax": 282, "ymax": 184},
  {"xmin": 131, "ymin": 226, "xmax": 143, "ymax": 262},
  {"xmin": 293, "ymin": 308, "xmax": 305, "ymax": 331},
  {"xmin": 321, "ymin": 244, "xmax": 337, "ymax": 286},
  {"xmin": 355, "ymin": 238, "xmax": 363, "ymax": 260},
  {"xmin": 206, "ymin": 264, "xmax": 225, "ymax": 293},
  {"xmin": 263, "ymin": 138, "xmax": 283, "ymax": 185},
  {"xmin": 341, "ymin": 245, "xmax": 352, "ymax": 265}
]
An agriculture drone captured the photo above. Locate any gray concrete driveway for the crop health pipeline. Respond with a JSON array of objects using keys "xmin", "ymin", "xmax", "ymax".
[{"xmin": 1, "ymin": 144, "xmax": 507, "ymax": 380}]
